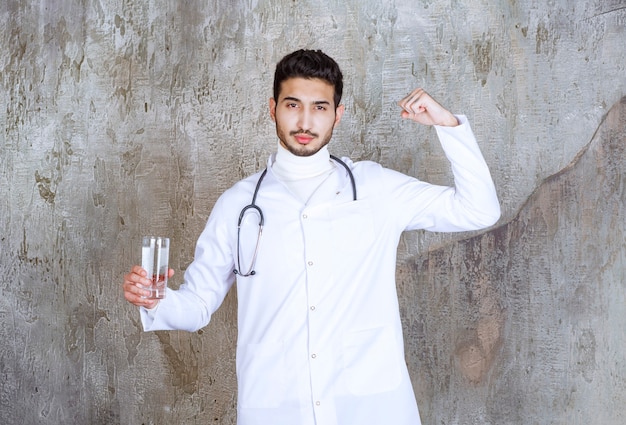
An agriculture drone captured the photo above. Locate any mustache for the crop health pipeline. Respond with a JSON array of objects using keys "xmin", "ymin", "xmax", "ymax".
[{"xmin": 290, "ymin": 130, "xmax": 318, "ymax": 138}]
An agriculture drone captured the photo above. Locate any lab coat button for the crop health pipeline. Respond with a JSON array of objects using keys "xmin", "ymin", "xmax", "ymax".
[
  {"xmin": 307, "ymin": 261, "xmax": 314, "ymax": 266},
  {"xmin": 303, "ymin": 214, "xmax": 308, "ymax": 219},
  {"xmin": 311, "ymin": 353, "xmax": 317, "ymax": 359},
  {"xmin": 315, "ymin": 401, "xmax": 321, "ymax": 406},
  {"xmin": 310, "ymin": 305, "xmax": 316, "ymax": 311}
]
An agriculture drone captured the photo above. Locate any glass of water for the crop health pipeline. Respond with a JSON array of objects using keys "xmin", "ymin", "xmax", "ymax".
[{"xmin": 141, "ymin": 236, "xmax": 169, "ymax": 299}]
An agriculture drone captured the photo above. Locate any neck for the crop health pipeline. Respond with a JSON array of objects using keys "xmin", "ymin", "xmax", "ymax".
[{"xmin": 272, "ymin": 142, "xmax": 333, "ymax": 181}]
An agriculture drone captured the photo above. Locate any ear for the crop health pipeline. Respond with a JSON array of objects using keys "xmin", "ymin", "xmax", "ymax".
[
  {"xmin": 269, "ymin": 97, "xmax": 277, "ymax": 122},
  {"xmin": 334, "ymin": 104, "xmax": 345, "ymax": 127}
]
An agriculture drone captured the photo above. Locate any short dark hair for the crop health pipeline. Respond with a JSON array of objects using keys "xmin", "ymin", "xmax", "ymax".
[{"xmin": 273, "ymin": 49, "xmax": 343, "ymax": 108}]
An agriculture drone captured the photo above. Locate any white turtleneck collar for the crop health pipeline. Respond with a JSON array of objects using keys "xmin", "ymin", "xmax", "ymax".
[
  {"xmin": 271, "ymin": 142, "xmax": 335, "ymax": 204},
  {"xmin": 272, "ymin": 142, "xmax": 333, "ymax": 181}
]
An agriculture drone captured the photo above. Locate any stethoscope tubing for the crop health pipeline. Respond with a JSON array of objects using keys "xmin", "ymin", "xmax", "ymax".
[{"xmin": 234, "ymin": 156, "xmax": 356, "ymax": 276}]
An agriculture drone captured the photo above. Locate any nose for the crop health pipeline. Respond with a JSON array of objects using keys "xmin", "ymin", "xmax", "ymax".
[{"xmin": 297, "ymin": 108, "xmax": 312, "ymax": 131}]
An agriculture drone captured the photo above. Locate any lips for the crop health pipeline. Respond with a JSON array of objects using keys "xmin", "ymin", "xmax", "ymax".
[{"xmin": 294, "ymin": 135, "xmax": 314, "ymax": 144}]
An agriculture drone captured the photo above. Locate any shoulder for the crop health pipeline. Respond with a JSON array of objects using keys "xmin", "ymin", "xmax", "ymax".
[
  {"xmin": 333, "ymin": 156, "xmax": 418, "ymax": 195},
  {"xmin": 334, "ymin": 156, "xmax": 384, "ymax": 174},
  {"xmin": 215, "ymin": 169, "xmax": 267, "ymax": 208},
  {"xmin": 338, "ymin": 156, "xmax": 415, "ymax": 179}
]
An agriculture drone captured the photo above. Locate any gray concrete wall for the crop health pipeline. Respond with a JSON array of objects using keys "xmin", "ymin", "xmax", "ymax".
[{"xmin": 1, "ymin": 0, "xmax": 624, "ymax": 424}]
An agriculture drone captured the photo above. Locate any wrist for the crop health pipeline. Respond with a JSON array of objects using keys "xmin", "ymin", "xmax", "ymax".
[
  {"xmin": 144, "ymin": 300, "xmax": 160, "ymax": 310},
  {"xmin": 439, "ymin": 114, "xmax": 459, "ymax": 127}
]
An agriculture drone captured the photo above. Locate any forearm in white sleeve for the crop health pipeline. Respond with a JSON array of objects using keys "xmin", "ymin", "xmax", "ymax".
[
  {"xmin": 432, "ymin": 115, "xmax": 501, "ymax": 230},
  {"xmin": 139, "ymin": 286, "xmax": 215, "ymax": 332}
]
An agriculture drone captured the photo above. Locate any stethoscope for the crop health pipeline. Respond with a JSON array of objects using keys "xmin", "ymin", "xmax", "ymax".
[{"xmin": 233, "ymin": 155, "xmax": 357, "ymax": 277}]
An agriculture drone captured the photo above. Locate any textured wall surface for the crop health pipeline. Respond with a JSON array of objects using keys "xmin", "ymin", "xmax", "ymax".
[
  {"xmin": 399, "ymin": 97, "xmax": 626, "ymax": 424},
  {"xmin": 1, "ymin": 0, "xmax": 625, "ymax": 424}
]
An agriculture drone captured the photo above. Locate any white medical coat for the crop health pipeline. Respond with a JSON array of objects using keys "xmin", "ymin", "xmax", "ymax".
[{"xmin": 141, "ymin": 116, "xmax": 501, "ymax": 425}]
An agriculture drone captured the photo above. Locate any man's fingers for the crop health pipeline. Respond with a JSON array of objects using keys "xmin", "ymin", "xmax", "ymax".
[
  {"xmin": 131, "ymin": 264, "xmax": 147, "ymax": 277},
  {"xmin": 123, "ymin": 266, "xmax": 154, "ymax": 307},
  {"xmin": 124, "ymin": 283, "xmax": 155, "ymax": 308},
  {"xmin": 124, "ymin": 279, "xmax": 147, "ymax": 301},
  {"xmin": 398, "ymin": 88, "xmax": 427, "ymax": 114},
  {"xmin": 122, "ymin": 266, "xmax": 171, "ymax": 308}
]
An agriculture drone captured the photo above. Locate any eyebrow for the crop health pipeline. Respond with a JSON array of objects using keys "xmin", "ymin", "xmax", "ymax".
[{"xmin": 282, "ymin": 96, "xmax": 331, "ymax": 106}]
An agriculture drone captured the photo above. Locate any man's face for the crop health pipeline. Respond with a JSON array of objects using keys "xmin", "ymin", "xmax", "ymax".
[{"xmin": 270, "ymin": 77, "xmax": 344, "ymax": 157}]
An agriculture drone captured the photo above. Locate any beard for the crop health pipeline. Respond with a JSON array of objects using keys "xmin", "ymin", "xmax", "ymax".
[{"xmin": 276, "ymin": 127, "xmax": 335, "ymax": 157}]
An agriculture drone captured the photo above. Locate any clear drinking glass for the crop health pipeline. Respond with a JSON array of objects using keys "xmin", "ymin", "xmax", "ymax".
[{"xmin": 141, "ymin": 236, "xmax": 169, "ymax": 299}]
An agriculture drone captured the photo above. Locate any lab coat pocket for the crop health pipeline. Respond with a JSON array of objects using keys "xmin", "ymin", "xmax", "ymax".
[
  {"xmin": 237, "ymin": 342, "xmax": 286, "ymax": 408},
  {"xmin": 342, "ymin": 326, "xmax": 402, "ymax": 395}
]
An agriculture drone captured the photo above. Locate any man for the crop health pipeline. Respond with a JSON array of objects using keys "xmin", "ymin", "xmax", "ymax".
[{"xmin": 123, "ymin": 49, "xmax": 500, "ymax": 425}]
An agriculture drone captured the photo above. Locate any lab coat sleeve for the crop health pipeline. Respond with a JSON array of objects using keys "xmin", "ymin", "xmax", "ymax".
[
  {"xmin": 140, "ymin": 192, "xmax": 237, "ymax": 332},
  {"xmin": 398, "ymin": 115, "xmax": 501, "ymax": 232}
]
